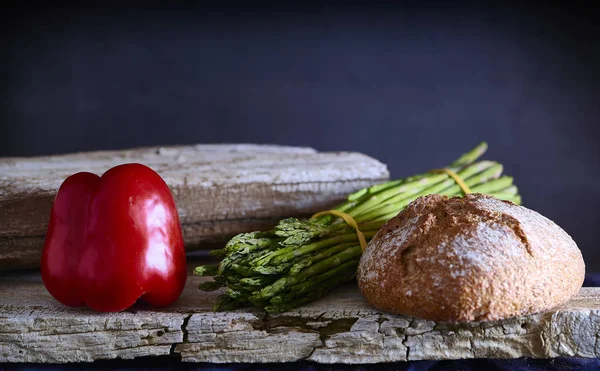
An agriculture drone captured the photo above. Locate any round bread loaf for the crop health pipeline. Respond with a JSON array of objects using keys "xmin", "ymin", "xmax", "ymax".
[{"xmin": 357, "ymin": 193, "xmax": 585, "ymax": 322}]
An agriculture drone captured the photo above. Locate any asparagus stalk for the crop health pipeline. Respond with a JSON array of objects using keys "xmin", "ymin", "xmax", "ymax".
[{"xmin": 194, "ymin": 142, "xmax": 522, "ymax": 314}]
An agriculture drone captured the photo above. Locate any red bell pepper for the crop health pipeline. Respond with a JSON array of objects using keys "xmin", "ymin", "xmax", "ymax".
[{"xmin": 41, "ymin": 163, "xmax": 187, "ymax": 312}]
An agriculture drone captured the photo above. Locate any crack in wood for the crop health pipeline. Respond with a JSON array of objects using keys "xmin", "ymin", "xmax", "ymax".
[
  {"xmin": 181, "ymin": 314, "xmax": 192, "ymax": 343},
  {"xmin": 169, "ymin": 314, "xmax": 192, "ymax": 360}
]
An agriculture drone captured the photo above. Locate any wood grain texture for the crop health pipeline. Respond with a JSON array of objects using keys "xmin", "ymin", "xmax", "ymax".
[
  {"xmin": 0, "ymin": 144, "xmax": 389, "ymax": 271},
  {"xmin": 1, "ymin": 261, "xmax": 598, "ymax": 364}
]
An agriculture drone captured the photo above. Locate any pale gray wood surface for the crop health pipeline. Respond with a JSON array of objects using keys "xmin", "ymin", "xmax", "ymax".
[
  {"xmin": 0, "ymin": 144, "xmax": 389, "ymax": 271},
  {"xmin": 1, "ymin": 261, "xmax": 598, "ymax": 364}
]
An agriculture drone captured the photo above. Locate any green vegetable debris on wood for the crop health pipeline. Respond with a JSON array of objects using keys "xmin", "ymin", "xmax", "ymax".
[{"xmin": 194, "ymin": 142, "xmax": 522, "ymax": 314}]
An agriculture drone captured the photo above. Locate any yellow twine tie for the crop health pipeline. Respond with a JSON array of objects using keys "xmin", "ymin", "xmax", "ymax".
[
  {"xmin": 430, "ymin": 168, "xmax": 472, "ymax": 195},
  {"xmin": 311, "ymin": 210, "xmax": 368, "ymax": 252},
  {"xmin": 312, "ymin": 168, "xmax": 469, "ymax": 252}
]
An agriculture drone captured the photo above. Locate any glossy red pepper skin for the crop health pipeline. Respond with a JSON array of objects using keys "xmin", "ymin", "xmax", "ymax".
[{"xmin": 41, "ymin": 163, "xmax": 187, "ymax": 312}]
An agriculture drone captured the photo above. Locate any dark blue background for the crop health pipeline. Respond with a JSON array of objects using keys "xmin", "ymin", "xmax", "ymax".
[{"xmin": 2, "ymin": 2, "xmax": 599, "ymax": 274}]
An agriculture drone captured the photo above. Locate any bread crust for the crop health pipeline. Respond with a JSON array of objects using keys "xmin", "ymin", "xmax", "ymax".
[{"xmin": 357, "ymin": 193, "xmax": 585, "ymax": 322}]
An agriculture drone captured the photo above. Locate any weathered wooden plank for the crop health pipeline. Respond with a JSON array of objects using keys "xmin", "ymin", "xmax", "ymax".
[
  {"xmin": 0, "ymin": 144, "xmax": 389, "ymax": 271},
  {"xmin": 1, "ymin": 261, "xmax": 598, "ymax": 364}
]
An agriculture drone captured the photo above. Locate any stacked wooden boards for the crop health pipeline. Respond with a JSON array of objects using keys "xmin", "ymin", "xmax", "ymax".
[
  {"xmin": 0, "ymin": 144, "xmax": 389, "ymax": 271},
  {"xmin": 1, "ymin": 261, "xmax": 600, "ymax": 364},
  {"xmin": 2, "ymin": 143, "xmax": 598, "ymax": 365}
]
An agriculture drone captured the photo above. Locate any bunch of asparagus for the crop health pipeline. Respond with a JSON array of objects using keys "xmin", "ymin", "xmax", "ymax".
[{"xmin": 195, "ymin": 142, "xmax": 521, "ymax": 313}]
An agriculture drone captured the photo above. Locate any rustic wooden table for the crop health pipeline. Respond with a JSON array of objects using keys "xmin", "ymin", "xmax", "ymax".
[
  {"xmin": 1, "ymin": 144, "xmax": 598, "ymax": 367},
  {"xmin": 1, "ymin": 257, "xmax": 599, "ymax": 365}
]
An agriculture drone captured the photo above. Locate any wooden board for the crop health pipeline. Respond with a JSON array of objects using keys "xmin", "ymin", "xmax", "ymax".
[
  {"xmin": 1, "ymin": 260, "xmax": 599, "ymax": 364},
  {"xmin": 0, "ymin": 144, "xmax": 389, "ymax": 271}
]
